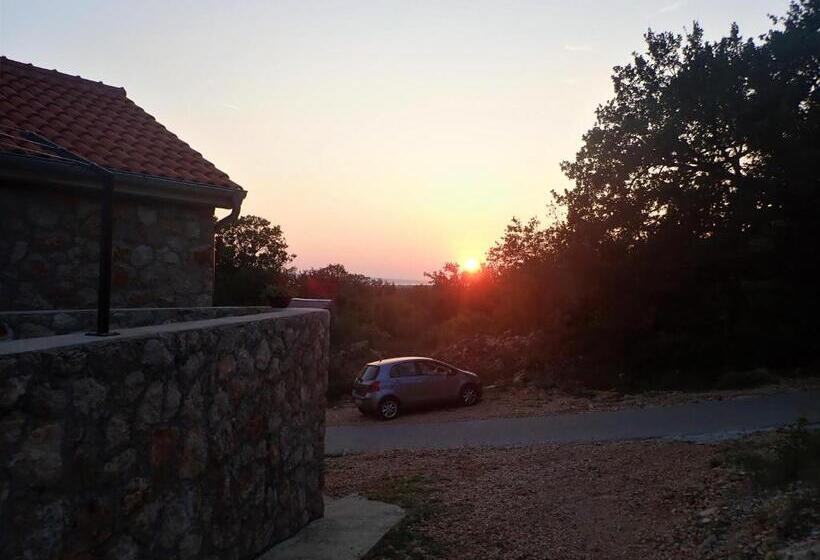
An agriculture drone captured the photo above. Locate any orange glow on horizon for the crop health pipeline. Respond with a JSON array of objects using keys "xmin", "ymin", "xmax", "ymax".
[{"xmin": 3, "ymin": 2, "xmax": 779, "ymax": 280}]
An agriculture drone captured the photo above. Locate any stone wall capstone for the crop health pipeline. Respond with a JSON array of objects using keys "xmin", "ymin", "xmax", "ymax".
[
  {"xmin": 0, "ymin": 309, "xmax": 329, "ymax": 560},
  {"xmin": 0, "ymin": 307, "xmax": 272, "ymax": 340},
  {"xmin": 0, "ymin": 185, "xmax": 215, "ymax": 311}
]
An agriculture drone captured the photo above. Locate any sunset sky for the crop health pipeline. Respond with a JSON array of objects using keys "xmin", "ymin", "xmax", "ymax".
[{"xmin": 1, "ymin": 0, "xmax": 788, "ymax": 280}]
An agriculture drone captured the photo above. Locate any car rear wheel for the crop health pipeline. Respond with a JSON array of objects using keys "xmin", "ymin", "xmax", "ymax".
[
  {"xmin": 377, "ymin": 397, "xmax": 400, "ymax": 420},
  {"xmin": 460, "ymin": 384, "xmax": 479, "ymax": 406}
]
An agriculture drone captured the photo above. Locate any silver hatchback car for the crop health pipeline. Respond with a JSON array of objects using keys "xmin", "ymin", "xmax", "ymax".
[{"xmin": 351, "ymin": 357, "xmax": 482, "ymax": 420}]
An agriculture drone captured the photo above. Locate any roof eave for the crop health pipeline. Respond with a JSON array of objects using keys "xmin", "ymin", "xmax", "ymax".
[{"xmin": 0, "ymin": 153, "xmax": 246, "ymax": 209}]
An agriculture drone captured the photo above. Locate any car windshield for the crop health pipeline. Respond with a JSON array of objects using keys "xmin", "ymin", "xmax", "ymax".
[{"xmin": 359, "ymin": 365, "xmax": 380, "ymax": 381}]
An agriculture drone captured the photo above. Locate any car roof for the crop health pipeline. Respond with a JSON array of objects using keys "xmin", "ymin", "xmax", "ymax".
[{"xmin": 366, "ymin": 356, "xmax": 434, "ymax": 366}]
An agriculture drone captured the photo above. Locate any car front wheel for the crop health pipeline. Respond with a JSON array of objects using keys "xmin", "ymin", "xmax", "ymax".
[
  {"xmin": 377, "ymin": 397, "xmax": 400, "ymax": 420},
  {"xmin": 460, "ymin": 384, "xmax": 479, "ymax": 406}
]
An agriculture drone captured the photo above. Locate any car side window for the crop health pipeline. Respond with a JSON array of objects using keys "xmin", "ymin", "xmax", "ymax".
[
  {"xmin": 390, "ymin": 362, "xmax": 418, "ymax": 378},
  {"xmin": 419, "ymin": 361, "xmax": 449, "ymax": 376}
]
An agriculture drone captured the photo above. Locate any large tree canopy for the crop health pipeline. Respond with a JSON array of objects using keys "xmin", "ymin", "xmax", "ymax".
[
  {"xmin": 482, "ymin": 1, "xmax": 819, "ymax": 386},
  {"xmin": 560, "ymin": 1, "xmax": 818, "ymax": 249}
]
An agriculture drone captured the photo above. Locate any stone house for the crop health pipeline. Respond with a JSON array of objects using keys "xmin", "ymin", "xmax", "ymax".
[
  {"xmin": 0, "ymin": 58, "xmax": 331, "ymax": 559},
  {"xmin": 0, "ymin": 56, "xmax": 246, "ymax": 311}
]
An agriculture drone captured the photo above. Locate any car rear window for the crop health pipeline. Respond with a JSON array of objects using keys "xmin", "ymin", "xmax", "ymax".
[{"xmin": 359, "ymin": 365, "xmax": 380, "ymax": 381}]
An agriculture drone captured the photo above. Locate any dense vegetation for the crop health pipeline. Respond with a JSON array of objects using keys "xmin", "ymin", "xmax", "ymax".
[
  {"xmin": 214, "ymin": 215, "xmax": 294, "ymax": 306},
  {"xmin": 216, "ymin": 1, "xmax": 819, "ymax": 393}
]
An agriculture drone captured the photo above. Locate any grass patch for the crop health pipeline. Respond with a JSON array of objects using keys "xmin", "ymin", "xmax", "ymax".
[
  {"xmin": 362, "ymin": 474, "xmax": 445, "ymax": 560},
  {"xmin": 722, "ymin": 418, "xmax": 820, "ymax": 490},
  {"xmin": 718, "ymin": 418, "xmax": 820, "ymax": 543},
  {"xmin": 368, "ymin": 474, "xmax": 429, "ymax": 508}
]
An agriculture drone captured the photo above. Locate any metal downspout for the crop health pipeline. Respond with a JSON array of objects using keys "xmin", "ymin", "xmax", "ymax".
[
  {"xmin": 215, "ymin": 191, "xmax": 244, "ymax": 231},
  {"xmin": 94, "ymin": 172, "xmax": 116, "ymax": 336}
]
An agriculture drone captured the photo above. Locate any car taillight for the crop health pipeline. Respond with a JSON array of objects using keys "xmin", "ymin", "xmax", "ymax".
[{"xmin": 366, "ymin": 381, "xmax": 380, "ymax": 393}]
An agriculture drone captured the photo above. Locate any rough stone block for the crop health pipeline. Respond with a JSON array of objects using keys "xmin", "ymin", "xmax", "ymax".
[
  {"xmin": 137, "ymin": 382, "xmax": 163, "ymax": 430},
  {"xmin": 149, "ymin": 427, "xmax": 179, "ymax": 469},
  {"xmin": 10, "ymin": 423, "xmax": 63, "ymax": 484},
  {"xmin": 0, "ymin": 374, "xmax": 30, "ymax": 409},
  {"xmin": 105, "ymin": 414, "xmax": 131, "ymax": 451},
  {"xmin": 179, "ymin": 429, "xmax": 207, "ymax": 479},
  {"xmin": 73, "ymin": 377, "xmax": 108, "ymax": 416},
  {"xmin": 28, "ymin": 383, "xmax": 68, "ymax": 418},
  {"xmin": 142, "ymin": 339, "xmax": 174, "ymax": 369}
]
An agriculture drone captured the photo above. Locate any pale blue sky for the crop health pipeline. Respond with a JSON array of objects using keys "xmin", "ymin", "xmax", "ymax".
[{"xmin": 1, "ymin": 0, "xmax": 789, "ymax": 279}]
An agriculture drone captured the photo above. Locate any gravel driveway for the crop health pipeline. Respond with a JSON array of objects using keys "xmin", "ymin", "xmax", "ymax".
[
  {"xmin": 326, "ymin": 441, "xmax": 730, "ymax": 559},
  {"xmin": 326, "ymin": 390, "xmax": 820, "ymax": 455}
]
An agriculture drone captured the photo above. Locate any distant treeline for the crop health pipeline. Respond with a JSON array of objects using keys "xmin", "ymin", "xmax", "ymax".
[{"xmin": 216, "ymin": 1, "xmax": 819, "ymax": 391}]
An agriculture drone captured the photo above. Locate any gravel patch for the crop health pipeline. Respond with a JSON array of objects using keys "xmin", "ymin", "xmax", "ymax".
[
  {"xmin": 327, "ymin": 441, "xmax": 727, "ymax": 559},
  {"xmin": 327, "ymin": 435, "xmax": 820, "ymax": 559}
]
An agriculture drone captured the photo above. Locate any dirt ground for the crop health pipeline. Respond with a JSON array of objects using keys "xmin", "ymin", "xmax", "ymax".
[
  {"xmin": 325, "ymin": 436, "xmax": 818, "ymax": 559},
  {"xmin": 327, "ymin": 441, "xmax": 720, "ymax": 559},
  {"xmin": 326, "ymin": 377, "xmax": 820, "ymax": 427}
]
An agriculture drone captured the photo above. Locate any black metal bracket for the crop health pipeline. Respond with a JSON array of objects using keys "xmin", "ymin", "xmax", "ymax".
[{"xmin": 20, "ymin": 130, "xmax": 119, "ymax": 337}]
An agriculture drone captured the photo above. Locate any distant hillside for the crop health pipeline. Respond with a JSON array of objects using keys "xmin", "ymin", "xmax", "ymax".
[{"xmin": 379, "ymin": 278, "xmax": 426, "ymax": 286}]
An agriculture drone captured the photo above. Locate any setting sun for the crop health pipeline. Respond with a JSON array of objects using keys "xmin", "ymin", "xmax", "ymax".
[{"xmin": 462, "ymin": 258, "xmax": 480, "ymax": 273}]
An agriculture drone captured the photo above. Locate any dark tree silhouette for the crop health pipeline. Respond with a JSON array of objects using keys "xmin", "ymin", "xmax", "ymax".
[
  {"xmin": 214, "ymin": 215, "xmax": 294, "ymax": 305},
  {"xmin": 480, "ymin": 1, "xmax": 820, "ymax": 386}
]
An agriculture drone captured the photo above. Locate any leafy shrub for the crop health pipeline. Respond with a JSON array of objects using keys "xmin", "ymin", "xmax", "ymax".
[
  {"xmin": 727, "ymin": 419, "xmax": 820, "ymax": 490},
  {"xmin": 714, "ymin": 369, "xmax": 781, "ymax": 390}
]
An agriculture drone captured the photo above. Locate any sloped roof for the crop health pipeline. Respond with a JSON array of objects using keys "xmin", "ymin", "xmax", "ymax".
[{"xmin": 0, "ymin": 56, "xmax": 241, "ymax": 190}]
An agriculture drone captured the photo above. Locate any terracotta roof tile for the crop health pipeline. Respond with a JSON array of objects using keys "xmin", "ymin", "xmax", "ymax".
[{"xmin": 0, "ymin": 56, "xmax": 241, "ymax": 190}]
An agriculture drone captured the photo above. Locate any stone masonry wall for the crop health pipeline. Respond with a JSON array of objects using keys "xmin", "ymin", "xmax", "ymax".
[
  {"xmin": 0, "ymin": 309, "xmax": 329, "ymax": 560},
  {"xmin": 0, "ymin": 185, "xmax": 215, "ymax": 311},
  {"xmin": 0, "ymin": 307, "xmax": 272, "ymax": 340}
]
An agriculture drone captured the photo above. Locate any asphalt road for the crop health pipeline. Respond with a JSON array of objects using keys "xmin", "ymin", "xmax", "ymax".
[{"xmin": 325, "ymin": 390, "xmax": 820, "ymax": 455}]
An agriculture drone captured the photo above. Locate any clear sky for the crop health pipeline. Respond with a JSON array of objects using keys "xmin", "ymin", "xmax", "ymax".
[{"xmin": 1, "ymin": 0, "xmax": 789, "ymax": 280}]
